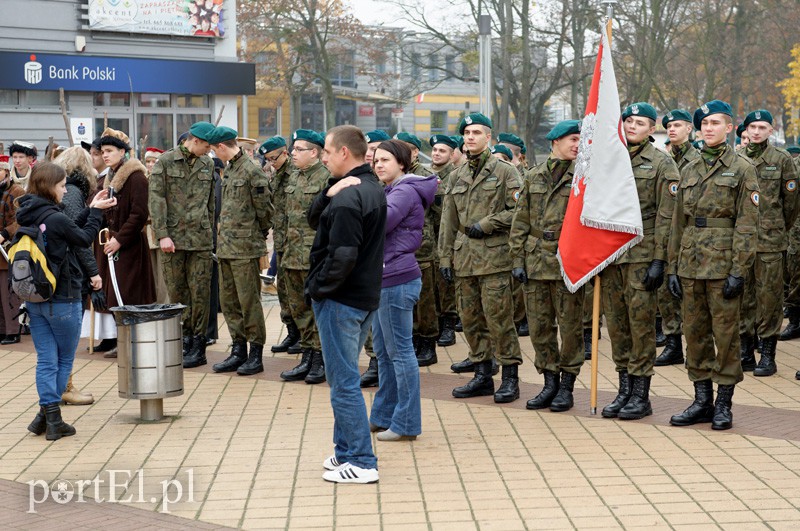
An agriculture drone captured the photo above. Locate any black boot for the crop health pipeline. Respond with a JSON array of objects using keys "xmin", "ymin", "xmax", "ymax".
[
  {"xmin": 1, "ymin": 334, "xmax": 20, "ymax": 345},
  {"xmin": 753, "ymin": 336, "xmax": 778, "ymax": 377},
  {"xmin": 494, "ymin": 365, "xmax": 520, "ymax": 403},
  {"xmin": 526, "ymin": 370, "xmax": 560, "ymax": 410},
  {"xmin": 450, "ymin": 357, "xmax": 475, "ymax": 373},
  {"xmin": 779, "ymin": 308, "xmax": 800, "ymax": 340},
  {"xmin": 360, "ymin": 357, "xmax": 379, "ymax": 388},
  {"xmin": 305, "ymin": 349, "xmax": 326, "ymax": 384},
  {"xmin": 237, "ymin": 343, "xmax": 265, "ymax": 376},
  {"xmin": 618, "ymin": 375, "xmax": 653, "ymax": 420},
  {"xmin": 655, "ymin": 334, "xmax": 684, "ymax": 366},
  {"xmin": 796, "ymin": 370, "xmax": 799, "ymax": 380},
  {"xmin": 712, "ymin": 384, "xmax": 735, "ymax": 430},
  {"xmin": 452, "ymin": 360, "xmax": 495, "ymax": 398},
  {"xmin": 182, "ymin": 335, "xmax": 191, "ymax": 356},
  {"xmin": 740, "ymin": 334, "xmax": 756, "ymax": 371},
  {"xmin": 44, "ymin": 403, "xmax": 76, "ymax": 441},
  {"xmin": 437, "ymin": 315, "xmax": 456, "ymax": 347},
  {"xmin": 92, "ymin": 337, "xmax": 117, "ymax": 353},
  {"xmin": 601, "ymin": 371, "xmax": 631, "ymax": 418},
  {"xmin": 416, "ymin": 337, "xmax": 438, "ymax": 367},
  {"xmin": 213, "ymin": 340, "xmax": 248, "ymax": 373},
  {"xmin": 583, "ymin": 328, "xmax": 592, "ymax": 360},
  {"xmin": 655, "ymin": 315, "xmax": 666, "ymax": 347},
  {"xmin": 550, "ymin": 372, "xmax": 577, "ymax": 412},
  {"xmin": 27, "ymin": 406, "xmax": 46, "ymax": 435},
  {"xmin": 516, "ymin": 318, "xmax": 529, "ymax": 337},
  {"xmin": 271, "ymin": 321, "xmax": 300, "ymax": 353},
  {"xmin": 670, "ymin": 379, "xmax": 714, "ymax": 426},
  {"xmin": 182, "ymin": 335, "xmax": 208, "ymax": 368},
  {"xmin": 280, "ymin": 349, "xmax": 312, "ymax": 381},
  {"xmin": 454, "ymin": 316, "xmax": 463, "ymax": 332}
]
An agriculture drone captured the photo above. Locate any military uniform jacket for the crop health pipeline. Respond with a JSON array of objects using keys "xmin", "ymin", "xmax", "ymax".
[
  {"xmin": 268, "ymin": 159, "xmax": 294, "ymax": 252},
  {"xmin": 281, "ymin": 160, "xmax": 330, "ymax": 270},
  {"xmin": 217, "ymin": 152, "xmax": 274, "ymax": 260},
  {"xmin": 745, "ymin": 144, "xmax": 799, "ymax": 252},
  {"xmin": 789, "ymin": 156, "xmax": 800, "ymax": 253},
  {"xmin": 438, "ymin": 150, "xmax": 521, "ymax": 276},
  {"xmin": 410, "ymin": 159, "xmax": 439, "ymax": 263},
  {"xmin": 149, "ymin": 148, "xmax": 215, "ymax": 251},
  {"xmin": 673, "ymin": 142, "xmax": 701, "ymax": 173},
  {"xmin": 668, "ymin": 145, "xmax": 759, "ymax": 279},
  {"xmin": 508, "ymin": 159, "xmax": 574, "ymax": 281}
]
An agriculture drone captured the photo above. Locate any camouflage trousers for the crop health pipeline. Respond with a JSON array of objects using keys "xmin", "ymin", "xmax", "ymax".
[
  {"xmin": 740, "ymin": 252, "xmax": 784, "ymax": 339},
  {"xmin": 282, "ymin": 267, "xmax": 321, "ymax": 350},
  {"xmin": 275, "ymin": 253, "xmax": 293, "ymax": 326},
  {"xmin": 582, "ymin": 278, "xmax": 604, "ymax": 329},
  {"xmin": 455, "ymin": 272, "xmax": 522, "ymax": 366},
  {"xmin": 658, "ymin": 280, "xmax": 682, "ymax": 335},
  {"xmin": 220, "ymin": 258, "xmax": 266, "ymax": 345},
  {"xmin": 785, "ymin": 250, "xmax": 800, "ymax": 308},
  {"xmin": 682, "ymin": 277, "xmax": 744, "ymax": 386},
  {"xmin": 162, "ymin": 249, "xmax": 211, "ymax": 336},
  {"xmin": 437, "ymin": 266, "xmax": 457, "ymax": 317},
  {"xmin": 513, "ymin": 280, "xmax": 526, "ymax": 323},
  {"xmin": 524, "ymin": 279, "xmax": 584, "ymax": 376},
  {"xmin": 601, "ymin": 263, "xmax": 657, "ymax": 377},
  {"xmin": 413, "ymin": 262, "xmax": 439, "ymax": 339}
]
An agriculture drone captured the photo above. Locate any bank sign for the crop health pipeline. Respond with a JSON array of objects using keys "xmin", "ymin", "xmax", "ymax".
[{"xmin": 0, "ymin": 52, "xmax": 255, "ymax": 95}]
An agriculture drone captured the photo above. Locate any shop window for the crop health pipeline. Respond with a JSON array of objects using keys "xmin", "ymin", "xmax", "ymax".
[
  {"xmin": 258, "ymin": 108, "xmax": 278, "ymax": 137},
  {"xmin": 431, "ymin": 111, "xmax": 447, "ymax": 134},
  {"xmin": 94, "ymin": 118, "xmax": 130, "ymax": 137},
  {"xmin": 0, "ymin": 90, "xmax": 19, "ymax": 105},
  {"xmin": 176, "ymin": 114, "xmax": 212, "ymax": 140},
  {"xmin": 176, "ymin": 95, "xmax": 209, "ymax": 108},
  {"xmin": 138, "ymin": 93, "xmax": 170, "ymax": 108},
  {"xmin": 25, "ymin": 91, "xmax": 59, "ymax": 106},
  {"xmin": 138, "ymin": 114, "xmax": 174, "ymax": 151},
  {"xmin": 94, "ymin": 93, "xmax": 130, "ymax": 107}
]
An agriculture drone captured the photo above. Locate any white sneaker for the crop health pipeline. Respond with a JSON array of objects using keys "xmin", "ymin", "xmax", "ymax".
[
  {"xmin": 322, "ymin": 463, "xmax": 379, "ymax": 484},
  {"xmin": 323, "ymin": 454, "xmax": 344, "ymax": 471}
]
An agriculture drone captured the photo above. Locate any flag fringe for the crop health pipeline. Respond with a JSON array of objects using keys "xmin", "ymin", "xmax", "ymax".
[
  {"xmin": 580, "ymin": 217, "xmax": 644, "ymax": 236},
  {"xmin": 556, "ymin": 233, "xmax": 644, "ymax": 293}
]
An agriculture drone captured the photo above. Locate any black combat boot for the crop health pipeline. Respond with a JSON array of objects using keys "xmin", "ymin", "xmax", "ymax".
[
  {"xmin": 452, "ymin": 360, "xmax": 495, "ymax": 398},
  {"xmin": 44, "ymin": 403, "xmax": 76, "ymax": 441},
  {"xmin": 182, "ymin": 335, "xmax": 191, "ymax": 357},
  {"xmin": 583, "ymin": 328, "xmax": 592, "ymax": 360},
  {"xmin": 753, "ymin": 336, "xmax": 778, "ymax": 377},
  {"xmin": 618, "ymin": 375, "xmax": 653, "ymax": 420},
  {"xmin": 670, "ymin": 379, "xmax": 714, "ymax": 426},
  {"xmin": 280, "ymin": 348, "xmax": 312, "ymax": 381},
  {"xmin": 526, "ymin": 370, "xmax": 560, "ymax": 410},
  {"xmin": 237, "ymin": 343, "xmax": 265, "ymax": 376},
  {"xmin": 550, "ymin": 372, "xmax": 577, "ymax": 412},
  {"xmin": 450, "ymin": 357, "xmax": 475, "ymax": 373},
  {"xmin": 739, "ymin": 334, "xmax": 756, "ymax": 371},
  {"xmin": 655, "ymin": 315, "xmax": 666, "ymax": 347},
  {"xmin": 183, "ymin": 335, "xmax": 208, "ymax": 368},
  {"xmin": 796, "ymin": 370, "xmax": 799, "ymax": 380},
  {"xmin": 305, "ymin": 349, "xmax": 326, "ymax": 384},
  {"xmin": 712, "ymin": 384, "xmax": 735, "ymax": 430},
  {"xmin": 454, "ymin": 316, "xmax": 463, "ymax": 332},
  {"xmin": 655, "ymin": 334, "xmax": 684, "ymax": 366},
  {"xmin": 494, "ymin": 364, "xmax": 520, "ymax": 403},
  {"xmin": 271, "ymin": 321, "xmax": 300, "ymax": 353},
  {"xmin": 779, "ymin": 307, "xmax": 800, "ymax": 340},
  {"xmin": 416, "ymin": 337, "xmax": 438, "ymax": 367},
  {"xmin": 516, "ymin": 318, "xmax": 529, "ymax": 337},
  {"xmin": 601, "ymin": 370, "xmax": 631, "ymax": 418},
  {"xmin": 437, "ymin": 315, "xmax": 457, "ymax": 347},
  {"xmin": 360, "ymin": 357, "xmax": 379, "ymax": 388},
  {"xmin": 213, "ymin": 340, "xmax": 248, "ymax": 373},
  {"xmin": 27, "ymin": 406, "xmax": 46, "ymax": 435}
]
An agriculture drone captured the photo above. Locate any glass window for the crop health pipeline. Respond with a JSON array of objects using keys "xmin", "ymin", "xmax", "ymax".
[
  {"xmin": 428, "ymin": 55, "xmax": 438, "ymax": 82},
  {"xmin": 176, "ymin": 95, "xmax": 209, "ymax": 108},
  {"xmin": 411, "ymin": 53, "xmax": 421, "ymax": 82},
  {"xmin": 25, "ymin": 91, "xmax": 59, "ymax": 106},
  {"xmin": 258, "ymin": 108, "xmax": 278, "ymax": 137},
  {"xmin": 431, "ymin": 111, "xmax": 447, "ymax": 134},
  {"xmin": 176, "ymin": 114, "xmax": 211, "ymax": 142},
  {"xmin": 94, "ymin": 93, "xmax": 130, "ymax": 107},
  {"xmin": 138, "ymin": 93, "xmax": 170, "ymax": 108},
  {"xmin": 137, "ymin": 114, "xmax": 174, "ymax": 151},
  {"xmin": 376, "ymin": 106, "xmax": 394, "ymax": 131},
  {"xmin": 94, "ymin": 117, "xmax": 130, "ymax": 136},
  {"xmin": 445, "ymin": 55, "xmax": 455, "ymax": 79},
  {"xmin": 300, "ymin": 94, "xmax": 324, "ymax": 131},
  {"xmin": 335, "ymin": 99, "xmax": 356, "ymax": 126},
  {"xmin": 0, "ymin": 90, "xmax": 19, "ymax": 105}
]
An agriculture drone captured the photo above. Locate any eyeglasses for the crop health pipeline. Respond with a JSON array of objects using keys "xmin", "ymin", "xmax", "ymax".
[
  {"xmin": 292, "ymin": 147, "xmax": 316, "ymax": 153},
  {"xmin": 265, "ymin": 153, "xmax": 285, "ymax": 162}
]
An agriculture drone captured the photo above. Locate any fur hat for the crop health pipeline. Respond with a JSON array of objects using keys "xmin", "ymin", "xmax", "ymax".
[{"xmin": 98, "ymin": 128, "xmax": 131, "ymax": 151}]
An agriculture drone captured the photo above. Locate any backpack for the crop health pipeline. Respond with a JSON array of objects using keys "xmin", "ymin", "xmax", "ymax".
[{"xmin": 7, "ymin": 212, "xmax": 57, "ymax": 302}]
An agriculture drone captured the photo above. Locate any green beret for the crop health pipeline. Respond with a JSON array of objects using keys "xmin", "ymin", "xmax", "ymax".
[
  {"xmin": 394, "ymin": 132, "xmax": 422, "ymax": 150},
  {"xmin": 622, "ymin": 102, "xmax": 657, "ymax": 122},
  {"xmin": 364, "ymin": 130, "xmax": 390, "ymax": 144},
  {"xmin": 661, "ymin": 109, "xmax": 692, "ymax": 129},
  {"xmin": 451, "ymin": 135, "xmax": 464, "ymax": 150},
  {"xmin": 743, "ymin": 109, "xmax": 773, "ymax": 128},
  {"xmin": 458, "ymin": 112, "xmax": 492, "ymax": 134},
  {"xmin": 693, "ymin": 100, "xmax": 732, "ymax": 130},
  {"xmin": 545, "ymin": 119, "xmax": 581, "ymax": 141},
  {"xmin": 497, "ymin": 133, "xmax": 526, "ymax": 154},
  {"xmin": 208, "ymin": 126, "xmax": 238, "ymax": 145},
  {"xmin": 490, "ymin": 144, "xmax": 513, "ymax": 161},
  {"xmin": 292, "ymin": 129, "xmax": 324, "ymax": 148},
  {"xmin": 189, "ymin": 121, "xmax": 216, "ymax": 142},
  {"xmin": 429, "ymin": 134, "xmax": 457, "ymax": 149},
  {"xmin": 258, "ymin": 136, "xmax": 286, "ymax": 155},
  {"xmin": 787, "ymin": 146, "xmax": 800, "ymax": 155},
  {"xmin": 736, "ymin": 123, "xmax": 746, "ymax": 138}
]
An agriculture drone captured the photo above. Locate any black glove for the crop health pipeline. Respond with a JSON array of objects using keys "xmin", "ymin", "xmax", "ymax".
[
  {"xmin": 440, "ymin": 267, "xmax": 454, "ymax": 284},
  {"xmin": 511, "ymin": 267, "xmax": 528, "ymax": 284},
  {"xmin": 90, "ymin": 289, "xmax": 107, "ymax": 311},
  {"xmin": 642, "ymin": 259, "xmax": 666, "ymax": 291},
  {"xmin": 722, "ymin": 275, "xmax": 745, "ymax": 299},
  {"xmin": 465, "ymin": 223, "xmax": 485, "ymax": 239},
  {"xmin": 668, "ymin": 274, "xmax": 682, "ymax": 300}
]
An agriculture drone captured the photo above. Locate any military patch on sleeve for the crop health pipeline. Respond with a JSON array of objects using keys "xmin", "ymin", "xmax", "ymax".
[
  {"xmin": 513, "ymin": 190, "xmax": 521, "ymax": 202},
  {"xmin": 786, "ymin": 180, "xmax": 797, "ymax": 192},
  {"xmin": 751, "ymin": 191, "xmax": 760, "ymax": 206},
  {"xmin": 669, "ymin": 182, "xmax": 679, "ymax": 196}
]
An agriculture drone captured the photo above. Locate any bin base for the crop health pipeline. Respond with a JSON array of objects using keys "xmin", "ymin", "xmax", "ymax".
[{"xmin": 140, "ymin": 399, "xmax": 164, "ymax": 421}]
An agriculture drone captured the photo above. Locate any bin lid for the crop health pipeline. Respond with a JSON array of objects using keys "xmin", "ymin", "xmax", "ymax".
[{"xmin": 110, "ymin": 303, "xmax": 187, "ymax": 326}]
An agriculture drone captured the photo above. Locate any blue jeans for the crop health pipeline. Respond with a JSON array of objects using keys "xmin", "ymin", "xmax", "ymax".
[
  {"xmin": 370, "ymin": 278, "xmax": 422, "ymax": 436},
  {"xmin": 312, "ymin": 298, "xmax": 377, "ymax": 470},
  {"xmin": 28, "ymin": 301, "xmax": 83, "ymax": 406}
]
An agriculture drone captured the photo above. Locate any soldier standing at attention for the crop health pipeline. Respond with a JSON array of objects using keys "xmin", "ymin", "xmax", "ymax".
[
  {"xmin": 739, "ymin": 110, "xmax": 800, "ymax": 376},
  {"xmin": 509, "ymin": 120, "xmax": 584, "ymax": 412},
  {"xmin": 601, "ymin": 103, "xmax": 679, "ymax": 421},
  {"xmin": 655, "ymin": 110, "xmax": 700, "ymax": 367},
  {"xmin": 279, "ymin": 130, "xmax": 330, "ymax": 384},
  {"xmin": 668, "ymin": 100, "xmax": 759, "ymax": 431},
  {"xmin": 780, "ymin": 146, "xmax": 800, "ymax": 343},
  {"xmin": 438, "ymin": 113, "xmax": 523, "ymax": 403},
  {"xmin": 149, "ymin": 121, "xmax": 216, "ymax": 368}
]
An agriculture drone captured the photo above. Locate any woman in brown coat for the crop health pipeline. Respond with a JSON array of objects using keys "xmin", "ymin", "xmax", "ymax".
[{"xmin": 0, "ymin": 158, "xmax": 25, "ymax": 343}]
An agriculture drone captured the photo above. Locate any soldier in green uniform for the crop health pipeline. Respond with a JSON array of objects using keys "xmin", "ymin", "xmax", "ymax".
[
  {"xmin": 451, "ymin": 135, "xmax": 466, "ymax": 169},
  {"xmin": 509, "ymin": 120, "xmax": 585, "ymax": 411},
  {"xmin": 655, "ymin": 110, "xmax": 700, "ymax": 367},
  {"xmin": 780, "ymin": 146, "xmax": 800, "ymax": 344},
  {"xmin": 600, "ymin": 103, "xmax": 679, "ymax": 420},
  {"xmin": 149, "ymin": 121, "xmax": 216, "ymax": 368},
  {"xmin": 497, "ymin": 132, "xmax": 526, "ymax": 173},
  {"xmin": 279, "ymin": 130, "xmax": 330, "ymax": 384},
  {"xmin": 739, "ymin": 110, "xmax": 800, "ymax": 376},
  {"xmin": 438, "ymin": 112, "xmax": 523, "ymax": 403},
  {"xmin": 207, "ymin": 127, "xmax": 273, "ymax": 375},
  {"xmin": 364, "ymin": 129, "xmax": 391, "ymax": 166},
  {"xmin": 668, "ymin": 100, "xmax": 759, "ymax": 431}
]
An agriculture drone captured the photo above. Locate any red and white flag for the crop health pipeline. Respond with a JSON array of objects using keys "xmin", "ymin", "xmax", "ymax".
[{"xmin": 557, "ymin": 26, "xmax": 643, "ymax": 293}]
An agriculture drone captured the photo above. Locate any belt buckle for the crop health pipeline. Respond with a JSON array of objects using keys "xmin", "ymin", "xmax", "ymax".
[
  {"xmin": 695, "ymin": 217, "xmax": 707, "ymax": 228},
  {"xmin": 543, "ymin": 231, "xmax": 556, "ymax": 241}
]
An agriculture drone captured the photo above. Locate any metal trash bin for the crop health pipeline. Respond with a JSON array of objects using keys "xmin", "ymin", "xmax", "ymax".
[{"xmin": 112, "ymin": 304, "xmax": 186, "ymax": 420}]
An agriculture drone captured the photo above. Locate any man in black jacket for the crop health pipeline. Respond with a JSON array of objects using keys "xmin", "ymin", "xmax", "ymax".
[{"xmin": 306, "ymin": 125, "xmax": 386, "ymax": 484}]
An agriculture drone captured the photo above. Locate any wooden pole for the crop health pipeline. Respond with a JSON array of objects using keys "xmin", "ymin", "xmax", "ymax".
[
  {"xmin": 46, "ymin": 136, "xmax": 55, "ymax": 161},
  {"xmin": 59, "ymin": 88, "xmax": 74, "ymax": 147},
  {"xmin": 214, "ymin": 105, "xmax": 226, "ymax": 126},
  {"xmin": 104, "ymin": 112, "xmax": 108, "ymax": 130}
]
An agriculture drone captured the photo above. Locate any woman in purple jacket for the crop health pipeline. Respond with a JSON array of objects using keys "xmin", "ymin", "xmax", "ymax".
[{"xmin": 369, "ymin": 139, "xmax": 437, "ymax": 441}]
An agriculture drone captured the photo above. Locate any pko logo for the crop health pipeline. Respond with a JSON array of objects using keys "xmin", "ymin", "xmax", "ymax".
[{"xmin": 24, "ymin": 54, "xmax": 42, "ymax": 85}]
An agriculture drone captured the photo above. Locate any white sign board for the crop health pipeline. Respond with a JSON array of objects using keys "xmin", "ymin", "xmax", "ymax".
[
  {"xmin": 70, "ymin": 118, "xmax": 94, "ymax": 145},
  {"xmin": 87, "ymin": 0, "xmax": 226, "ymax": 38}
]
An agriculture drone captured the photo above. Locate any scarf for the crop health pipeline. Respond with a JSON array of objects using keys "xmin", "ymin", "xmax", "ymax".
[
  {"xmin": 745, "ymin": 140, "xmax": 768, "ymax": 161},
  {"xmin": 547, "ymin": 158, "xmax": 571, "ymax": 185},
  {"xmin": 180, "ymin": 144, "xmax": 198, "ymax": 167},
  {"xmin": 701, "ymin": 143, "xmax": 728, "ymax": 169}
]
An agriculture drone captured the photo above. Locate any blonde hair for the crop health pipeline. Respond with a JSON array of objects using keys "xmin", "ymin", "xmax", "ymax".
[{"xmin": 54, "ymin": 146, "xmax": 98, "ymax": 191}]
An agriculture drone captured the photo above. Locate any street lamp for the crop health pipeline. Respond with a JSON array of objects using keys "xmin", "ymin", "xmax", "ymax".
[{"xmin": 600, "ymin": 0, "xmax": 618, "ymax": 19}]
